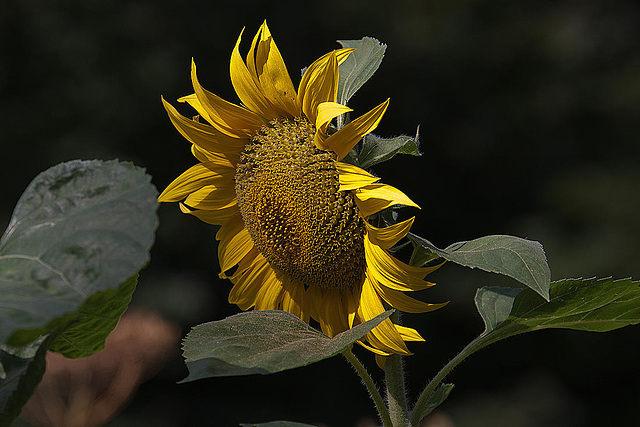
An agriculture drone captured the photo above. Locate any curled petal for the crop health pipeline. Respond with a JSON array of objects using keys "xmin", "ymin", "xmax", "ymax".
[
  {"xmin": 324, "ymin": 98, "xmax": 389, "ymax": 160},
  {"xmin": 364, "ymin": 217, "xmax": 414, "ymax": 249},
  {"xmin": 354, "ymin": 183, "xmax": 420, "ymax": 218}
]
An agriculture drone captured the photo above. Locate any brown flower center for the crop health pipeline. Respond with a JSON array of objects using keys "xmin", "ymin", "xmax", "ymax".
[{"xmin": 235, "ymin": 117, "xmax": 366, "ymax": 289}]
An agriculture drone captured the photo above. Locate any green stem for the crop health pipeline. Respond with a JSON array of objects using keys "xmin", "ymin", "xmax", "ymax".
[
  {"xmin": 384, "ymin": 353, "xmax": 411, "ymax": 426},
  {"xmin": 343, "ymin": 348, "xmax": 392, "ymax": 427},
  {"xmin": 410, "ymin": 336, "xmax": 486, "ymax": 425}
]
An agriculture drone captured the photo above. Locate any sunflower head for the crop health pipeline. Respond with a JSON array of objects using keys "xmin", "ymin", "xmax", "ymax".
[{"xmin": 159, "ymin": 21, "xmax": 446, "ymax": 362}]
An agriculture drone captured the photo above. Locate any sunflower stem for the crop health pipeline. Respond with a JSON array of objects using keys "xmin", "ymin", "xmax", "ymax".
[
  {"xmin": 343, "ymin": 348, "xmax": 392, "ymax": 427},
  {"xmin": 384, "ymin": 311, "xmax": 411, "ymax": 426},
  {"xmin": 384, "ymin": 353, "xmax": 410, "ymax": 426},
  {"xmin": 409, "ymin": 335, "xmax": 486, "ymax": 425}
]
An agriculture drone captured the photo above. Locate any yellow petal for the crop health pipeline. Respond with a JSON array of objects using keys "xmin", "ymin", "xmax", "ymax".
[
  {"xmin": 336, "ymin": 161, "xmax": 380, "ymax": 191},
  {"xmin": 315, "ymin": 102, "xmax": 352, "ymax": 132},
  {"xmin": 364, "ymin": 217, "xmax": 414, "ymax": 249},
  {"xmin": 189, "ymin": 62, "xmax": 265, "ymax": 137},
  {"xmin": 228, "ymin": 253, "xmax": 272, "ymax": 310},
  {"xmin": 191, "ymin": 144, "xmax": 239, "ymax": 167},
  {"xmin": 358, "ymin": 274, "xmax": 411, "ymax": 355},
  {"xmin": 217, "ymin": 213, "xmax": 255, "ymax": 273},
  {"xmin": 298, "ymin": 48, "xmax": 354, "ymax": 121},
  {"xmin": 176, "ymin": 93, "xmax": 214, "ymax": 125},
  {"xmin": 254, "ymin": 269, "xmax": 285, "ymax": 311},
  {"xmin": 254, "ymin": 22, "xmax": 300, "ymax": 117},
  {"xmin": 364, "ymin": 236, "xmax": 434, "ymax": 292},
  {"xmin": 230, "ymin": 28, "xmax": 278, "ymax": 119},
  {"xmin": 280, "ymin": 276, "xmax": 308, "ymax": 323},
  {"xmin": 324, "ymin": 98, "xmax": 389, "ymax": 160},
  {"xmin": 354, "ymin": 183, "xmax": 420, "ymax": 217},
  {"xmin": 302, "ymin": 51, "xmax": 340, "ymax": 123},
  {"xmin": 178, "ymin": 202, "xmax": 238, "ymax": 226},
  {"xmin": 159, "ymin": 162, "xmax": 234, "ymax": 203},
  {"xmin": 395, "ymin": 325, "xmax": 426, "ymax": 342},
  {"xmin": 162, "ymin": 97, "xmax": 247, "ymax": 154},
  {"xmin": 371, "ymin": 279, "xmax": 448, "ymax": 314},
  {"xmin": 183, "ymin": 183, "xmax": 236, "ymax": 210},
  {"xmin": 224, "ymin": 246, "xmax": 260, "ymax": 280},
  {"xmin": 356, "ymin": 340, "xmax": 392, "ymax": 356}
]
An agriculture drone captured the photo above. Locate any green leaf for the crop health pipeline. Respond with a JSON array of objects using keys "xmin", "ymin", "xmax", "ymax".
[
  {"xmin": 411, "ymin": 278, "xmax": 640, "ymax": 425},
  {"xmin": 0, "ymin": 160, "xmax": 158, "ymax": 422},
  {"xmin": 414, "ymin": 383, "xmax": 454, "ymax": 420},
  {"xmin": 409, "ymin": 234, "xmax": 551, "ymax": 301},
  {"xmin": 240, "ymin": 422, "xmax": 317, "ymax": 427},
  {"xmin": 47, "ymin": 275, "xmax": 138, "ymax": 358},
  {"xmin": 357, "ymin": 129, "xmax": 421, "ymax": 169},
  {"xmin": 0, "ymin": 160, "xmax": 157, "ymax": 346},
  {"xmin": 0, "ymin": 337, "xmax": 51, "ymax": 426},
  {"xmin": 476, "ymin": 278, "xmax": 640, "ymax": 340},
  {"xmin": 181, "ymin": 309, "xmax": 393, "ymax": 382},
  {"xmin": 337, "ymin": 37, "xmax": 386, "ymax": 106}
]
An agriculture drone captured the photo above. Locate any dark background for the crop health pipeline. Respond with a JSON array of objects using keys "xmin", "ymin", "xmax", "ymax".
[{"xmin": 2, "ymin": 0, "xmax": 640, "ymax": 426}]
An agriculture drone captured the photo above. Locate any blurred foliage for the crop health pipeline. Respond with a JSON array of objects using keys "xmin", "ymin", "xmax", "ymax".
[{"xmin": 2, "ymin": 0, "xmax": 639, "ymax": 426}]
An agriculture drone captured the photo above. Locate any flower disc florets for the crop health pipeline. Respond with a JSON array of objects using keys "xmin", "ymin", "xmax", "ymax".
[{"xmin": 235, "ymin": 117, "xmax": 366, "ymax": 289}]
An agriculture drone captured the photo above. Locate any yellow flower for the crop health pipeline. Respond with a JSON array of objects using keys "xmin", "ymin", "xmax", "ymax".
[{"xmin": 159, "ymin": 21, "xmax": 446, "ymax": 360}]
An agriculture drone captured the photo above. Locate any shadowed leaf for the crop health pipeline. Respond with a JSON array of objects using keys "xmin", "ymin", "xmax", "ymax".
[{"xmin": 181, "ymin": 310, "xmax": 393, "ymax": 381}]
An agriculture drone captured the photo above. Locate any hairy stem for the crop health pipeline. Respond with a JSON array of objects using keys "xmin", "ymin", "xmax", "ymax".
[
  {"xmin": 343, "ymin": 348, "xmax": 392, "ymax": 427},
  {"xmin": 410, "ymin": 336, "xmax": 486, "ymax": 425},
  {"xmin": 384, "ymin": 353, "xmax": 411, "ymax": 426}
]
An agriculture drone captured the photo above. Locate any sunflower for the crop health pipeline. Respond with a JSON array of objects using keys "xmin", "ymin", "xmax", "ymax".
[{"xmin": 159, "ymin": 21, "xmax": 446, "ymax": 361}]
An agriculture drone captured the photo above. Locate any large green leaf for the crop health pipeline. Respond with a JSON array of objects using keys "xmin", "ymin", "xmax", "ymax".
[
  {"xmin": 476, "ymin": 277, "xmax": 640, "ymax": 340},
  {"xmin": 0, "ymin": 160, "xmax": 158, "ymax": 422},
  {"xmin": 181, "ymin": 310, "xmax": 393, "ymax": 382},
  {"xmin": 411, "ymin": 278, "xmax": 640, "ymax": 425},
  {"xmin": 409, "ymin": 234, "xmax": 551, "ymax": 301},
  {"xmin": 337, "ymin": 37, "xmax": 386, "ymax": 106},
  {"xmin": 0, "ymin": 160, "xmax": 157, "ymax": 346}
]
